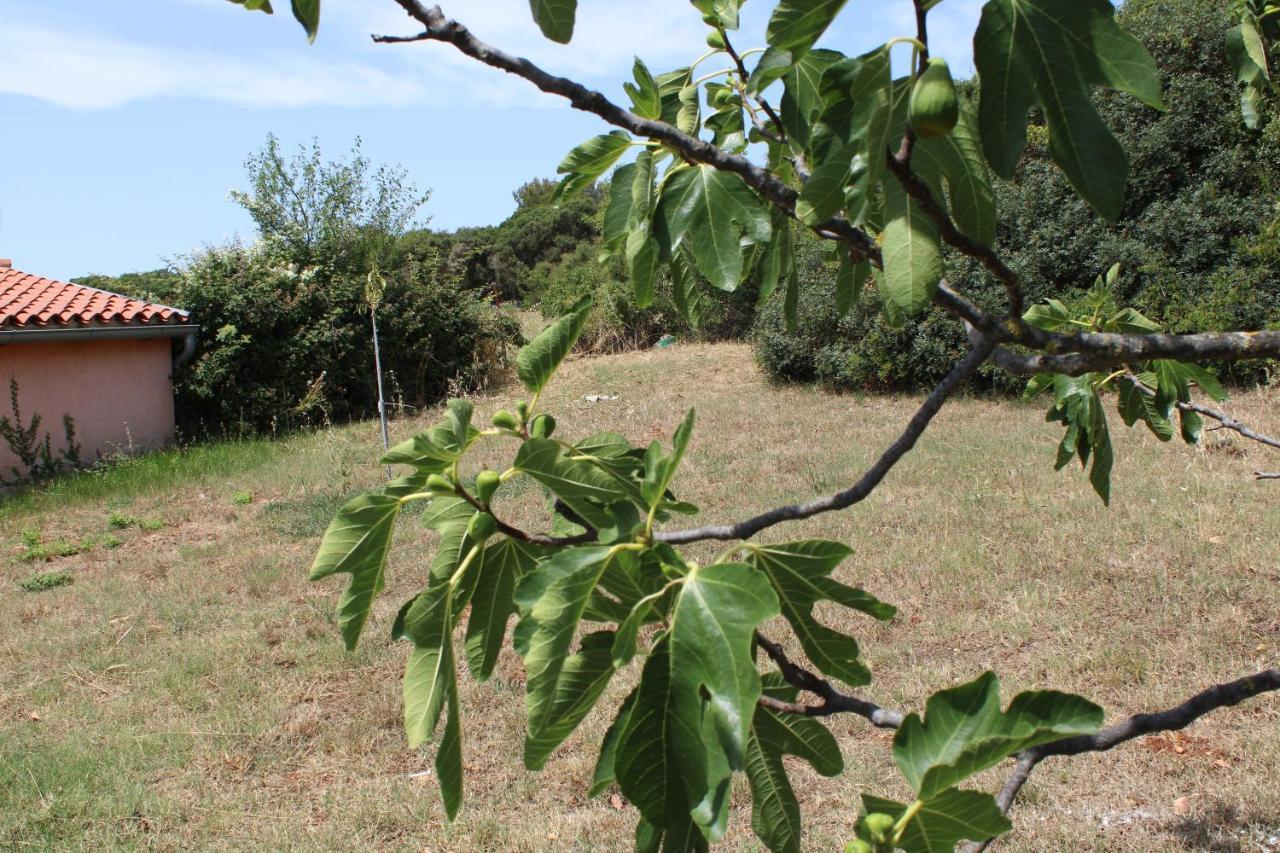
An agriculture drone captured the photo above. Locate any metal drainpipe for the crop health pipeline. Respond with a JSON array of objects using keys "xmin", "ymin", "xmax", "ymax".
[{"xmin": 173, "ymin": 332, "xmax": 198, "ymax": 370}]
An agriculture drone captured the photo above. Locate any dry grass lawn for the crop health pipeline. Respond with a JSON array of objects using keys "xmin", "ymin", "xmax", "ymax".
[{"xmin": 2, "ymin": 342, "xmax": 1278, "ymax": 851}]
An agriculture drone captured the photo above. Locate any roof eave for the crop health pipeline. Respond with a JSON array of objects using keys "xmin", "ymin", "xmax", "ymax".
[{"xmin": 0, "ymin": 323, "xmax": 200, "ymax": 344}]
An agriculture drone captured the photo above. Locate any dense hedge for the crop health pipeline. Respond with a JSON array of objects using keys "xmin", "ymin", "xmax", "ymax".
[
  {"xmin": 755, "ymin": 0, "xmax": 1280, "ymax": 392},
  {"xmin": 85, "ymin": 241, "xmax": 519, "ymax": 438}
]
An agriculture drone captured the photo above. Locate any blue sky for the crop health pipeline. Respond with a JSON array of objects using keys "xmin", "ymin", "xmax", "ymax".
[{"xmin": 0, "ymin": 0, "xmax": 984, "ymax": 280}]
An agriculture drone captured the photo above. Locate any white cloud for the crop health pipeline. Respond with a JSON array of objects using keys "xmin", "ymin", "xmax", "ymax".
[
  {"xmin": 0, "ymin": 21, "xmax": 420, "ymax": 110},
  {"xmin": 357, "ymin": 0, "xmax": 707, "ymax": 78},
  {"xmin": 350, "ymin": 0, "xmax": 711, "ymax": 108},
  {"xmin": 0, "ymin": 0, "xmax": 987, "ymax": 112}
]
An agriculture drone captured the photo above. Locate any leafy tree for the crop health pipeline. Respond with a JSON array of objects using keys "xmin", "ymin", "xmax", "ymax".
[
  {"xmin": 238, "ymin": 2, "xmax": 1280, "ymax": 851},
  {"xmin": 230, "ymin": 134, "xmax": 430, "ymax": 271},
  {"xmin": 72, "ymin": 268, "xmax": 182, "ymax": 302},
  {"xmin": 511, "ymin": 176, "xmax": 560, "ymax": 212}
]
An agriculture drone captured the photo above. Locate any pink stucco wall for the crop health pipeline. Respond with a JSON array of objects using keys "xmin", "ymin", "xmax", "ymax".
[{"xmin": 0, "ymin": 338, "xmax": 175, "ymax": 477}]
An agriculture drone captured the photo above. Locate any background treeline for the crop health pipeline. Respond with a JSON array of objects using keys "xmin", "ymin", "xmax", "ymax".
[
  {"xmin": 83, "ymin": 0, "xmax": 1278, "ymax": 438},
  {"xmin": 757, "ymin": 0, "xmax": 1280, "ymax": 393}
]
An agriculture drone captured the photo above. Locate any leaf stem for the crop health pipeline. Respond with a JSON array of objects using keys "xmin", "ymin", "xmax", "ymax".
[
  {"xmin": 885, "ymin": 36, "xmax": 927, "ymax": 76},
  {"xmin": 686, "ymin": 47, "xmax": 722, "ymax": 74},
  {"xmin": 692, "ymin": 67, "xmax": 736, "ymax": 87},
  {"xmin": 713, "ymin": 543, "xmax": 750, "ymax": 564},
  {"xmin": 892, "ymin": 799, "xmax": 924, "ymax": 844},
  {"xmin": 448, "ymin": 542, "xmax": 484, "ymax": 591}
]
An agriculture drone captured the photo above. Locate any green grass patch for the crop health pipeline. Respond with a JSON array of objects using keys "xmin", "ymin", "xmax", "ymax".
[
  {"xmin": 0, "ymin": 436, "xmax": 286, "ymax": 520},
  {"xmin": 18, "ymin": 571, "xmax": 73, "ymax": 592}
]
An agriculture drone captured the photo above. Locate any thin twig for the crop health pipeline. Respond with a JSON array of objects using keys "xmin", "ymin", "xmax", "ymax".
[
  {"xmin": 1125, "ymin": 372, "xmax": 1280, "ymax": 451},
  {"xmin": 722, "ymin": 36, "xmax": 785, "ymax": 141},
  {"xmin": 452, "ymin": 482, "xmax": 595, "ymax": 547},
  {"xmin": 755, "ymin": 633, "xmax": 905, "ymax": 728},
  {"xmin": 66, "ymin": 667, "xmax": 111, "ymax": 696},
  {"xmin": 887, "ymin": 151, "xmax": 1026, "ymax": 319},
  {"xmin": 1182, "ymin": 400, "xmax": 1280, "ymax": 450}
]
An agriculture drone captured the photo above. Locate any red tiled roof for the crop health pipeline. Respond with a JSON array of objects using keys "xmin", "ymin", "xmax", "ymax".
[{"xmin": 0, "ymin": 264, "xmax": 189, "ymax": 330}]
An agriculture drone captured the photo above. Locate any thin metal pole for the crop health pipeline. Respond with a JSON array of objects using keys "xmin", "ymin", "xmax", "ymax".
[{"xmin": 371, "ymin": 306, "xmax": 391, "ymax": 480}]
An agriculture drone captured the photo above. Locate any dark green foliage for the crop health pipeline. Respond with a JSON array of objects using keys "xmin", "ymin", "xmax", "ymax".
[
  {"xmin": 72, "ymin": 268, "xmax": 181, "ymax": 302},
  {"xmin": 754, "ymin": 236, "xmax": 1014, "ymax": 394},
  {"xmin": 537, "ymin": 239, "xmax": 757, "ymax": 353},
  {"xmin": 392, "ymin": 171, "xmax": 761, "ymax": 357},
  {"xmin": 966, "ymin": 0, "xmax": 1280, "ymax": 379},
  {"xmin": 757, "ymin": 0, "xmax": 1280, "ymax": 391},
  {"xmin": 127, "ymin": 244, "xmax": 519, "ymax": 438}
]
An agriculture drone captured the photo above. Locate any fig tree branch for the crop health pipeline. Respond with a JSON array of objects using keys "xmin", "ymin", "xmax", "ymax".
[
  {"xmin": 887, "ymin": 150, "xmax": 1026, "ymax": 318},
  {"xmin": 1182, "ymin": 399, "xmax": 1280, "ymax": 450},
  {"xmin": 1125, "ymin": 371, "xmax": 1280, "ymax": 451},
  {"xmin": 761, "ymin": 626, "xmax": 1280, "ymax": 853},
  {"xmin": 963, "ymin": 667, "xmax": 1280, "ymax": 852},
  {"xmin": 989, "ymin": 331, "xmax": 1280, "ymax": 375},
  {"xmin": 375, "ymin": 1, "xmax": 876, "ymax": 260}
]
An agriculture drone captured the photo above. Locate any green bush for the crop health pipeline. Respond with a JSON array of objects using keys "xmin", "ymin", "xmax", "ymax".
[
  {"xmin": 539, "ymin": 246, "xmax": 678, "ymax": 353},
  {"xmin": 152, "ymin": 241, "xmax": 520, "ymax": 437},
  {"xmin": 753, "ymin": 238, "xmax": 1015, "ymax": 394}
]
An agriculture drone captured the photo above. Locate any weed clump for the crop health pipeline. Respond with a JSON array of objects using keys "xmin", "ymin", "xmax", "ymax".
[{"xmin": 19, "ymin": 571, "xmax": 72, "ymax": 592}]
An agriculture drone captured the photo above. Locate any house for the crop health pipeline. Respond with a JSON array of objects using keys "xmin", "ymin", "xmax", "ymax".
[{"xmin": 0, "ymin": 259, "xmax": 196, "ymax": 480}]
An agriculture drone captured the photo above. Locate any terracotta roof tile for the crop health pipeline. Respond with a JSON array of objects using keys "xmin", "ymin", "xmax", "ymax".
[{"xmin": 0, "ymin": 266, "xmax": 189, "ymax": 329}]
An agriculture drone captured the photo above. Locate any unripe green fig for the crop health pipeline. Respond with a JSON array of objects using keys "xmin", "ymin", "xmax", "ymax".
[
  {"xmin": 863, "ymin": 812, "xmax": 896, "ymax": 844},
  {"xmin": 844, "ymin": 841, "xmax": 874, "ymax": 853},
  {"xmin": 426, "ymin": 474, "xmax": 455, "ymax": 495},
  {"xmin": 711, "ymin": 88, "xmax": 735, "ymax": 108},
  {"xmin": 467, "ymin": 512, "xmax": 498, "ymax": 541},
  {"xmin": 491, "ymin": 410, "xmax": 519, "ymax": 430},
  {"xmin": 475, "ymin": 470, "xmax": 501, "ymax": 505},
  {"xmin": 701, "ymin": 13, "xmax": 719, "ymax": 25},
  {"xmin": 705, "ymin": 30, "xmax": 726, "ymax": 50},
  {"xmin": 529, "ymin": 413, "xmax": 557, "ymax": 439},
  {"xmin": 908, "ymin": 57, "xmax": 959, "ymax": 139}
]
